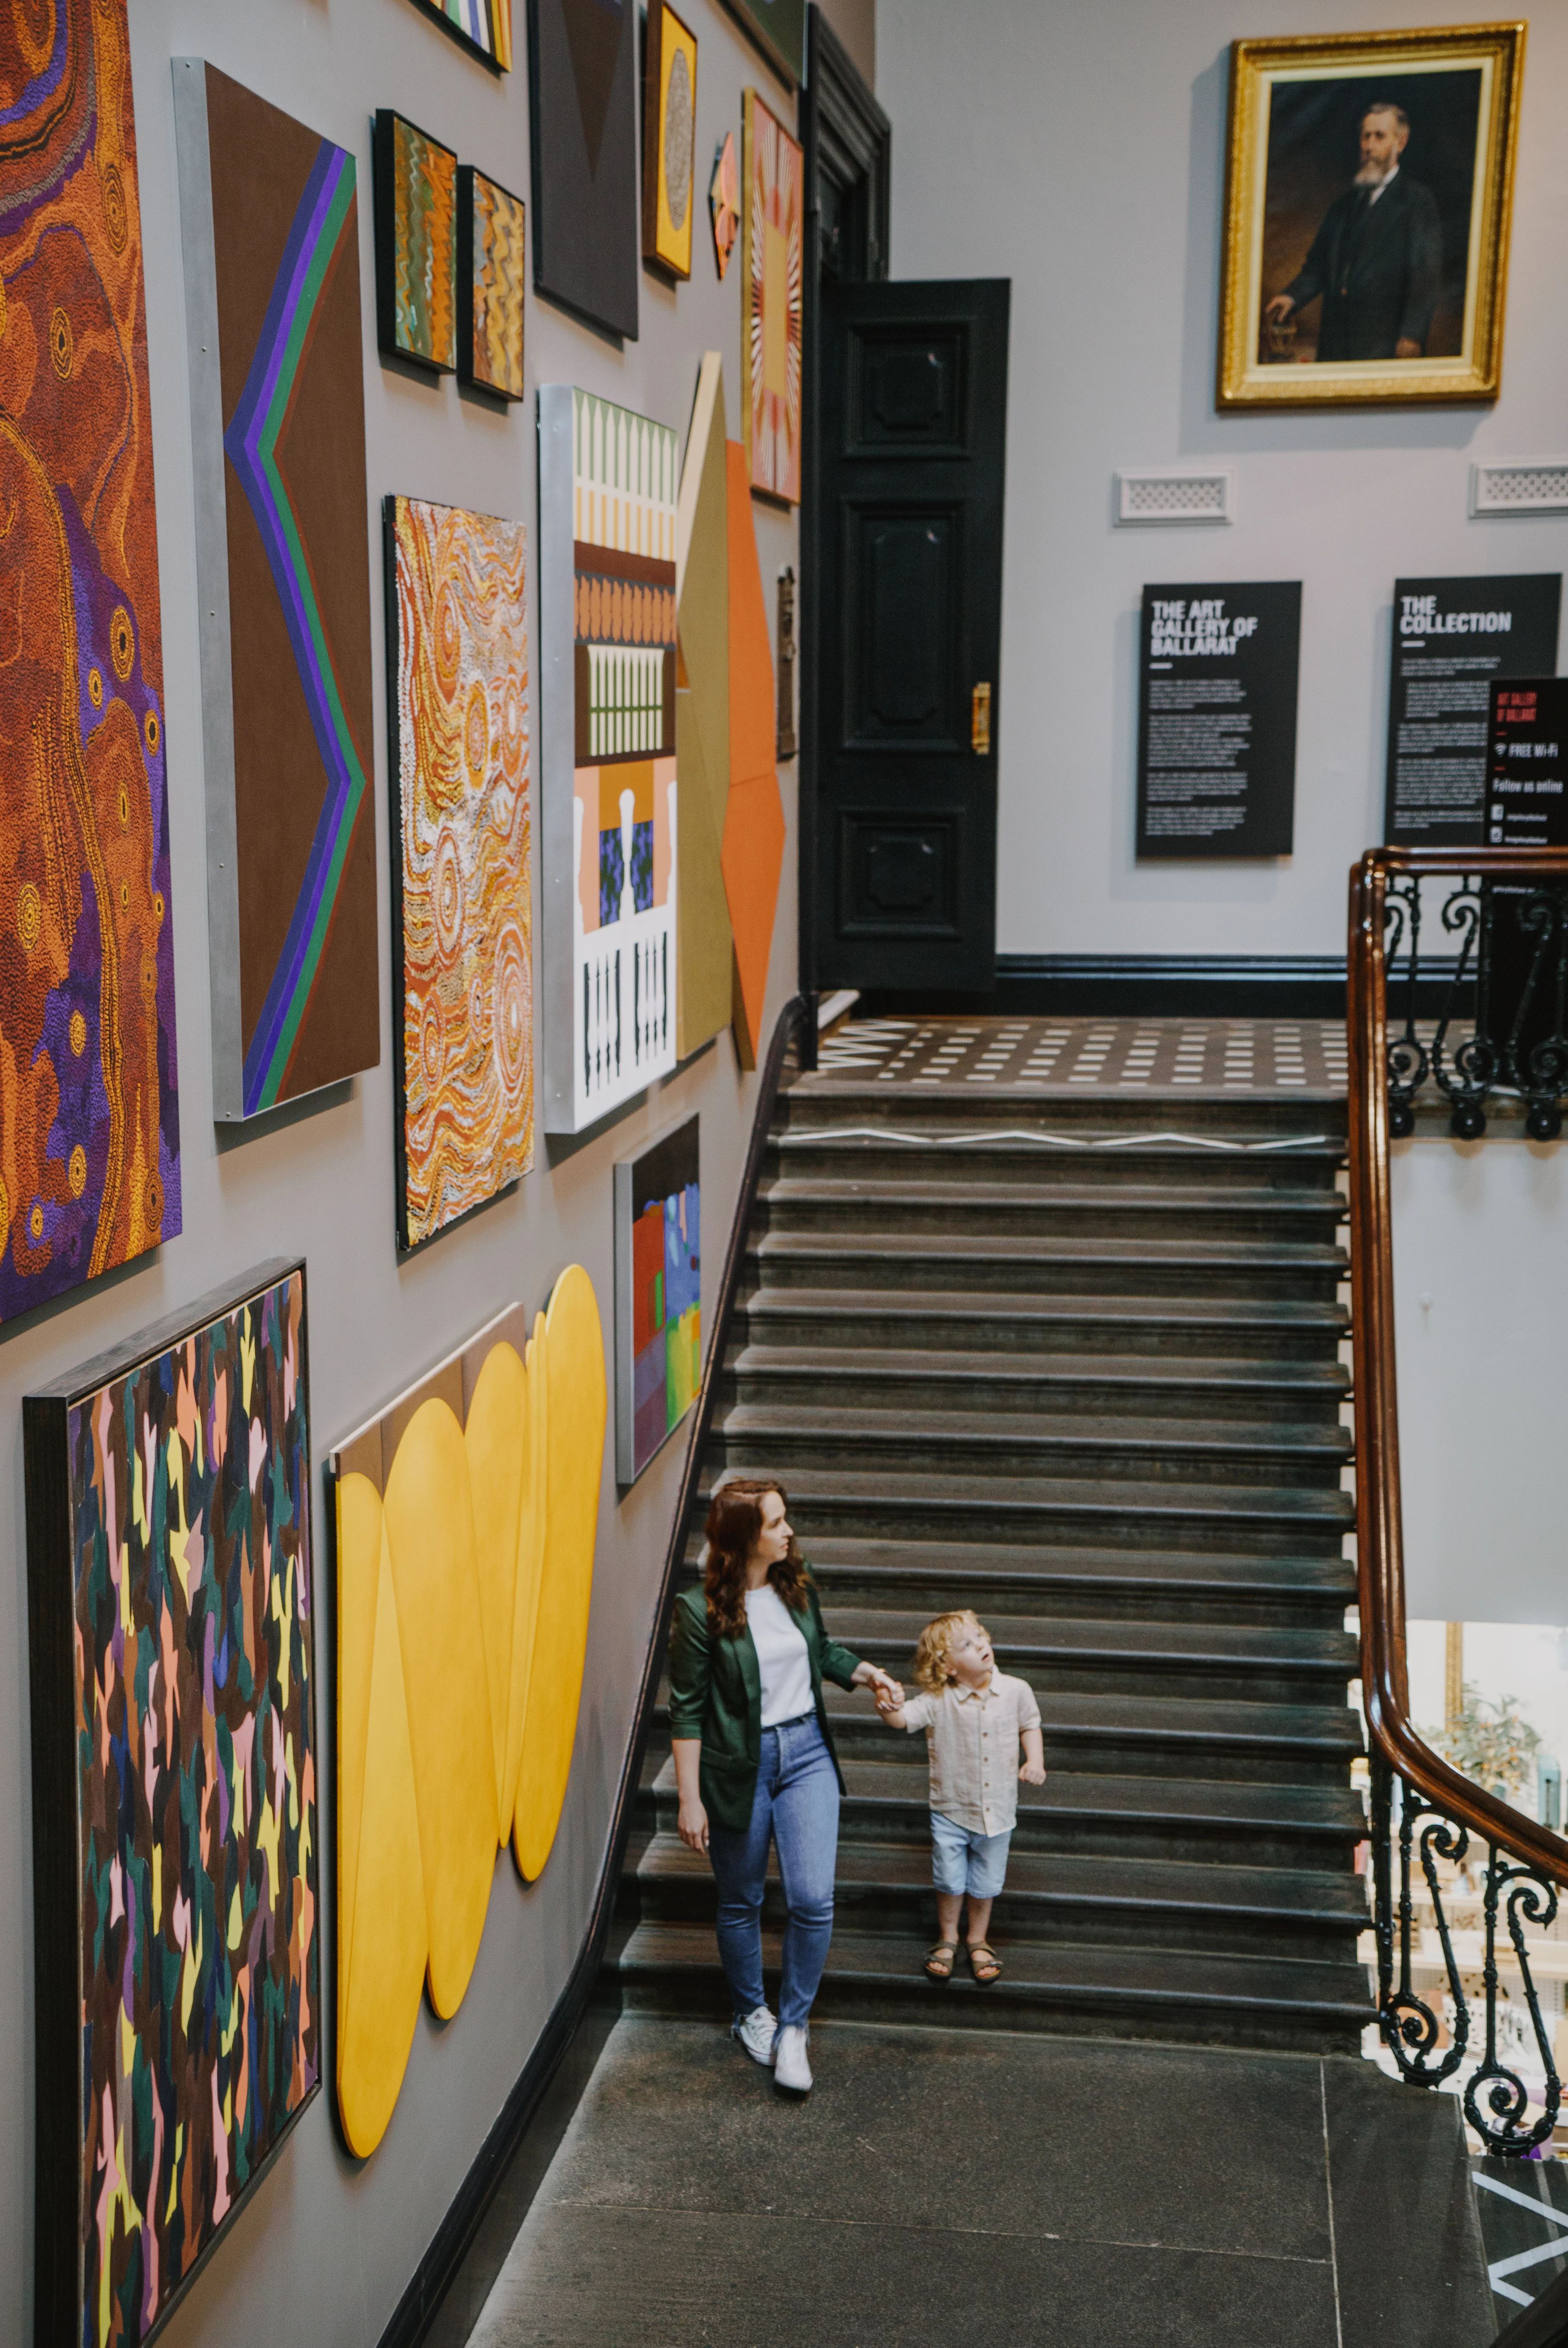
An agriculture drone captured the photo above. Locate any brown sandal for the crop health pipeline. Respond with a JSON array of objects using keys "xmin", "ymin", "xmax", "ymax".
[
  {"xmin": 925, "ymin": 1941, "xmax": 958, "ymax": 1979},
  {"xmin": 967, "ymin": 1941, "xmax": 1003, "ymax": 1984}
]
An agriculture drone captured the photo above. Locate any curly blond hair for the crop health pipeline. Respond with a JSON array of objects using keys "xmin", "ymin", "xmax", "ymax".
[{"xmin": 911, "ymin": 1609, "xmax": 987, "ymax": 1694}]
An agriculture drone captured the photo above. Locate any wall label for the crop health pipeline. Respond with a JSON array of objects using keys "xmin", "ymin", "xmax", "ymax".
[
  {"xmin": 1383, "ymin": 572, "xmax": 1561, "ymax": 847},
  {"xmin": 1135, "ymin": 581, "xmax": 1300, "ymax": 859}
]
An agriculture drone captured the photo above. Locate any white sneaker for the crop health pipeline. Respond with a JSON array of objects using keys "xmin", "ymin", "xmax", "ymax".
[
  {"xmin": 732, "ymin": 2005, "xmax": 777, "ymax": 2066},
  {"xmin": 773, "ymin": 2024, "xmax": 812, "ymax": 2094}
]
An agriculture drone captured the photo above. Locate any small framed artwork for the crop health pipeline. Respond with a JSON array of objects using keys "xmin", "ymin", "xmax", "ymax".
[
  {"xmin": 374, "ymin": 107, "xmax": 458, "ymax": 371},
  {"xmin": 1218, "ymin": 23, "xmax": 1526, "ymax": 410},
  {"xmin": 742, "ymin": 90, "xmax": 803, "ymax": 503},
  {"xmin": 719, "ymin": 0, "xmax": 804, "ymax": 89},
  {"xmin": 24, "ymin": 1261, "xmax": 318, "ymax": 2347},
  {"xmin": 709, "ymin": 130, "xmax": 739, "ymax": 279},
  {"xmin": 459, "ymin": 164, "xmax": 526, "ymax": 398},
  {"xmin": 405, "ymin": 0, "xmax": 514, "ymax": 70},
  {"xmin": 614, "ymin": 1114, "xmax": 701, "ymax": 1483},
  {"xmin": 643, "ymin": 0, "xmax": 698, "ymax": 280}
]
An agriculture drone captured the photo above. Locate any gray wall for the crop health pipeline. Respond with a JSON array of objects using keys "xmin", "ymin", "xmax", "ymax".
[
  {"xmin": 0, "ymin": 2, "xmax": 800, "ymax": 2340},
  {"xmin": 878, "ymin": 0, "xmax": 1568, "ymax": 958}
]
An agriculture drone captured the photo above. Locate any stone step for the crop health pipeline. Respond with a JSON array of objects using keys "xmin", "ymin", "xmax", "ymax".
[
  {"xmin": 632, "ymin": 1834, "xmax": 1369, "ymax": 1962},
  {"xmin": 726, "ymin": 1344, "xmax": 1350, "ymax": 1427},
  {"xmin": 741, "ymin": 1286, "xmax": 1349, "ymax": 1361},
  {"xmin": 757, "ymin": 1176, "xmax": 1347, "ymax": 1244},
  {"xmin": 769, "ymin": 1129, "xmax": 1347, "ymax": 1192},
  {"xmin": 614, "ymin": 1920, "xmax": 1373, "ymax": 2055},
  {"xmin": 751, "ymin": 1230, "xmax": 1348, "ymax": 1304},
  {"xmin": 711, "ymin": 1403, "xmax": 1352, "ymax": 1490},
  {"xmin": 649, "ymin": 1754, "xmax": 1367, "ymax": 1869},
  {"xmin": 696, "ymin": 1465, "xmax": 1354, "ymax": 1556},
  {"xmin": 778, "ymin": 1084, "xmax": 1346, "ymax": 1144}
]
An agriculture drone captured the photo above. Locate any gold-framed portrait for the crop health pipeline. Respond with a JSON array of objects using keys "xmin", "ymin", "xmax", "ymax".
[{"xmin": 1218, "ymin": 23, "xmax": 1526, "ymax": 409}]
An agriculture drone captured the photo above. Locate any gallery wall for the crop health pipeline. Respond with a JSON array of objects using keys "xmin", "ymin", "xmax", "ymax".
[
  {"xmin": 878, "ymin": 0, "xmax": 1568, "ymax": 959},
  {"xmin": 0, "ymin": 1, "xmax": 800, "ymax": 2341}
]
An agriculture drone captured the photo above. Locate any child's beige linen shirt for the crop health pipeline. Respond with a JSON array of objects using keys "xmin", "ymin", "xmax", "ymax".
[{"xmin": 899, "ymin": 1670, "xmax": 1043, "ymax": 1835}]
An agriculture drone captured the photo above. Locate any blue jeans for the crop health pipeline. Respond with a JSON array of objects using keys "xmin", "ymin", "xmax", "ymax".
[{"xmin": 708, "ymin": 1713, "xmax": 840, "ymax": 2031}]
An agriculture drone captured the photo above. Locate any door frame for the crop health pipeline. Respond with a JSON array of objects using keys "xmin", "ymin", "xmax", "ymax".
[{"xmin": 800, "ymin": 6, "xmax": 890, "ymax": 1008}]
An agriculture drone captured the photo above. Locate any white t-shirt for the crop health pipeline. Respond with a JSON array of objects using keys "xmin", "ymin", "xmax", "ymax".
[{"xmin": 745, "ymin": 1583, "xmax": 814, "ymax": 1727}]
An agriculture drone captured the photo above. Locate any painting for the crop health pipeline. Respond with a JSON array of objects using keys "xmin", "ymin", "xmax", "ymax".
[
  {"xmin": 174, "ymin": 63, "xmax": 379, "ymax": 1121},
  {"xmin": 24, "ymin": 1261, "xmax": 318, "ymax": 2347},
  {"xmin": 538, "ymin": 386, "xmax": 679, "ymax": 1132},
  {"xmin": 386, "ymin": 498, "xmax": 533, "ymax": 1251},
  {"xmin": 724, "ymin": 440, "xmax": 783, "ymax": 1066},
  {"xmin": 374, "ymin": 110, "xmax": 458, "ymax": 373},
  {"xmin": 719, "ymin": 0, "xmax": 805, "ymax": 88},
  {"xmin": 709, "ymin": 132, "xmax": 739, "ymax": 280},
  {"xmin": 331, "ymin": 1268, "xmax": 606, "ymax": 2157},
  {"xmin": 526, "ymin": 0, "xmax": 639, "ymax": 340},
  {"xmin": 1219, "ymin": 25, "xmax": 1525, "ymax": 409},
  {"xmin": 405, "ymin": 0, "xmax": 514, "ymax": 70},
  {"xmin": 742, "ymin": 91, "xmax": 803, "ymax": 504},
  {"xmin": 615, "ymin": 1116, "xmax": 700, "ymax": 1483},
  {"xmin": 674, "ymin": 354, "xmax": 733, "ymax": 1057},
  {"xmin": 0, "ymin": 0, "xmax": 180, "ymax": 1324},
  {"xmin": 643, "ymin": 0, "xmax": 698, "ymax": 281},
  {"xmin": 458, "ymin": 167, "xmax": 526, "ymax": 400}
]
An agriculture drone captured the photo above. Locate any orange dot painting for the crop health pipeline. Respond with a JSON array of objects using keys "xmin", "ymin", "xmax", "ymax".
[{"xmin": 388, "ymin": 496, "xmax": 533, "ymax": 1250}]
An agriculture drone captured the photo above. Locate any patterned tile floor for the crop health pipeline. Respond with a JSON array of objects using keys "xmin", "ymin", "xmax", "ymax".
[{"xmin": 814, "ymin": 1016, "xmax": 1348, "ymax": 1095}]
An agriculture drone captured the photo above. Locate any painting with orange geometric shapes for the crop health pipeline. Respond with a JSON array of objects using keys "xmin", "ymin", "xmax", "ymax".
[
  {"xmin": 386, "ymin": 496, "xmax": 533, "ymax": 1250},
  {"xmin": 723, "ymin": 441, "xmax": 784, "ymax": 1066},
  {"xmin": 0, "ymin": 0, "xmax": 180, "ymax": 1324},
  {"xmin": 741, "ymin": 90, "xmax": 803, "ymax": 504}
]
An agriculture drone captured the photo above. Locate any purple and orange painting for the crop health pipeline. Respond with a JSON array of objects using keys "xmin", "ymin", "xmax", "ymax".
[
  {"xmin": 26, "ymin": 1263, "xmax": 319, "ymax": 2346},
  {"xmin": 0, "ymin": 0, "xmax": 180, "ymax": 1323}
]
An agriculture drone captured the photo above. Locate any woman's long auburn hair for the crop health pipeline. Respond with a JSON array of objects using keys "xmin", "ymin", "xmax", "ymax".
[{"xmin": 703, "ymin": 1478, "xmax": 808, "ymax": 1638}]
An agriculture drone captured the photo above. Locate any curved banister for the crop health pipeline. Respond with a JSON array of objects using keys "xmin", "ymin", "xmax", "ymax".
[{"xmin": 1348, "ymin": 845, "xmax": 1568, "ymax": 1886}]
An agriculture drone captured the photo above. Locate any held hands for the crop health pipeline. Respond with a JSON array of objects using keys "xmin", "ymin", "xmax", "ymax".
[{"xmin": 851, "ymin": 1661, "xmax": 904, "ymax": 1709}]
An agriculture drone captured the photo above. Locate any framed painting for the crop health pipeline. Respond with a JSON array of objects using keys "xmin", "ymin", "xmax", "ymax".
[
  {"xmin": 537, "ymin": 386, "xmax": 679, "ymax": 1132},
  {"xmin": 404, "ymin": 0, "xmax": 514, "ymax": 70},
  {"xmin": 614, "ymin": 1115, "xmax": 701, "ymax": 1483},
  {"xmin": 174, "ymin": 63, "xmax": 379, "ymax": 1120},
  {"xmin": 709, "ymin": 131, "xmax": 739, "ymax": 280},
  {"xmin": 374, "ymin": 109, "xmax": 459, "ymax": 372},
  {"xmin": 0, "ymin": 0, "xmax": 181, "ymax": 1321},
  {"xmin": 385, "ymin": 495, "xmax": 534, "ymax": 1251},
  {"xmin": 526, "ymin": 0, "xmax": 639, "ymax": 340},
  {"xmin": 742, "ymin": 90, "xmax": 803, "ymax": 503},
  {"xmin": 458, "ymin": 166, "xmax": 526, "ymax": 400},
  {"xmin": 719, "ymin": 0, "xmax": 804, "ymax": 89},
  {"xmin": 643, "ymin": 0, "xmax": 698, "ymax": 280},
  {"xmin": 25, "ymin": 1262, "xmax": 318, "ymax": 2347},
  {"xmin": 1218, "ymin": 23, "xmax": 1526, "ymax": 410}
]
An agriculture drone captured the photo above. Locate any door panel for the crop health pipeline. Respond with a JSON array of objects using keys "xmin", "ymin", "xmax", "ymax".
[{"xmin": 816, "ymin": 278, "xmax": 1009, "ymax": 992}]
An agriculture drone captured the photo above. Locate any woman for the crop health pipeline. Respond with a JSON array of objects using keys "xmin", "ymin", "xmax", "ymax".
[{"xmin": 667, "ymin": 1478, "xmax": 902, "ymax": 2096}]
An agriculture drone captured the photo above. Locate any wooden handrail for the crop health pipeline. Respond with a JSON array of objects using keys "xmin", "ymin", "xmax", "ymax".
[{"xmin": 1348, "ymin": 845, "xmax": 1568, "ymax": 1885}]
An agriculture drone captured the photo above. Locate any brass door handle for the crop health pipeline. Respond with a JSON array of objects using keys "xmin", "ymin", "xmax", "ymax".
[{"xmin": 971, "ymin": 682, "xmax": 992, "ymax": 755}]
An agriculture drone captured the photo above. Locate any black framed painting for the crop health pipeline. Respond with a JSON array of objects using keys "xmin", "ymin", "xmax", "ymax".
[
  {"xmin": 526, "ymin": 0, "xmax": 639, "ymax": 339},
  {"xmin": 719, "ymin": 0, "xmax": 804, "ymax": 89}
]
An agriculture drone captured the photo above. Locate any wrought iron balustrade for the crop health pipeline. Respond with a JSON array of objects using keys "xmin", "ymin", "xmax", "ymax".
[{"xmin": 1350, "ymin": 848, "xmax": 1568, "ymax": 2162}]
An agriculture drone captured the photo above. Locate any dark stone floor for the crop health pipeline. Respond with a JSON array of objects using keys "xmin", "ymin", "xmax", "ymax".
[{"xmin": 464, "ymin": 2018, "xmax": 1494, "ymax": 2348}]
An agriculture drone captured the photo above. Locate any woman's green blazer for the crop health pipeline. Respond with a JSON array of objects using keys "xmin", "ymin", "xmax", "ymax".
[{"xmin": 666, "ymin": 1573, "xmax": 863, "ymax": 1831}]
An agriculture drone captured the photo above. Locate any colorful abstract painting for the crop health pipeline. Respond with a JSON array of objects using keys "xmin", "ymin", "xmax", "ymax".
[
  {"xmin": 643, "ymin": 0, "xmax": 697, "ymax": 280},
  {"xmin": 0, "ymin": 0, "xmax": 180, "ymax": 1322},
  {"xmin": 526, "ymin": 0, "xmax": 639, "ymax": 340},
  {"xmin": 742, "ymin": 91, "xmax": 803, "ymax": 505},
  {"xmin": 458, "ymin": 166, "xmax": 525, "ymax": 400},
  {"xmin": 614, "ymin": 1116, "xmax": 700, "ymax": 1482},
  {"xmin": 24, "ymin": 1262, "xmax": 318, "ymax": 2347},
  {"xmin": 375, "ymin": 110, "xmax": 458, "ymax": 372},
  {"xmin": 709, "ymin": 131, "xmax": 739, "ymax": 281},
  {"xmin": 406, "ymin": 0, "xmax": 514, "ymax": 69},
  {"xmin": 174, "ymin": 64, "xmax": 378, "ymax": 1121},
  {"xmin": 387, "ymin": 496, "xmax": 533, "ymax": 1250}
]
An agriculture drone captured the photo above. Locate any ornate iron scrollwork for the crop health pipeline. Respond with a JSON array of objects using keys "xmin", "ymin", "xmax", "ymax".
[
  {"xmin": 1369, "ymin": 1751, "xmax": 1563, "ymax": 2155},
  {"xmin": 1382, "ymin": 874, "xmax": 1568, "ymax": 1140}
]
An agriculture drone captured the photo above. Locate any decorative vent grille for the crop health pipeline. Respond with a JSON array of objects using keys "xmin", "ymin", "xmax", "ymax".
[
  {"xmin": 1116, "ymin": 470, "xmax": 1235, "ymax": 525},
  {"xmin": 1470, "ymin": 461, "xmax": 1568, "ymax": 517}
]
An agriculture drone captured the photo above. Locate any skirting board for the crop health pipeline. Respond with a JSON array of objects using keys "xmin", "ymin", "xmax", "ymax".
[{"xmin": 854, "ymin": 953, "xmax": 1470, "ymax": 1020}]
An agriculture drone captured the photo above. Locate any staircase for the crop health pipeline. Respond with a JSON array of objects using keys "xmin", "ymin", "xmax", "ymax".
[{"xmin": 612, "ymin": 1054, "xmax": 1375, "ymax": 2054}]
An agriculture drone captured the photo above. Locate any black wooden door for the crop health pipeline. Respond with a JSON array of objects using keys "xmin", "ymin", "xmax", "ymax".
[{"xmin": 814, "ymin": 278, "xmax": 1009, "ymax": 993}]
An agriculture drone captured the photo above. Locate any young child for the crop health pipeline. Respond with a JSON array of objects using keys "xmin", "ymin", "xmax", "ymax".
[{"xmin": 876, "ymin": 1610, "xmax": 1044, "ymax": 1983}]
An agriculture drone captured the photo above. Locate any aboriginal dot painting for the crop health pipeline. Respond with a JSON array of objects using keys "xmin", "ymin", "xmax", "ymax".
[
  {"xmin": 23, "ymin": 1263, "xmax": 318, "ymax": 2348},
  {"xmin": 742, "ymin": 89, "xmax": 803, "ymax": 505},
  {"xmin": 387, "ymin": 497, "xmax": 534, "ymax": 1250},
  {"xmin": 0, "ymin": 0, "xmax": 181, "ymax": 1323}
]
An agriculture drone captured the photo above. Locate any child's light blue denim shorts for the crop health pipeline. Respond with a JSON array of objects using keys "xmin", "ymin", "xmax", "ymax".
[{"xmin": 930, "ymin": 1809, "xmax": 1012, "ymax": 1900}]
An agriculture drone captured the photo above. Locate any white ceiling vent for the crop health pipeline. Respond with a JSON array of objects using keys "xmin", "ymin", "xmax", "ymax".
[
  {"xmin": 1116, "ymin": 469, "xmax": 1235, "ymax": 526},
  {"xmin": 1470, "ymin": 461, "xmax": 1568, "ymax": 517}
]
